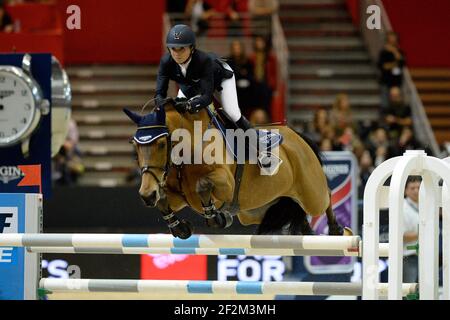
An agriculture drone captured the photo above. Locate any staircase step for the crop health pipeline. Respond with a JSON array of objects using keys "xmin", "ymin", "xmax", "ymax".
[
  {"xmin": 73, "ymin": 112, "xmax": 131, "ymax": 125},
  {"xmin": 78, "ymin": 125, "xmax": 135, "ymax": 140},
  {"xmin": 71, "ymin": 80, "xmax": 155, "ymax": 94},
  {"xmin": 287, "ymin": 37, "xmax": 363, "ymax": 46},
  {"xmin": 290, "ymin": 79, "xmax": 378, "ymax": 90},
  {"xmin": 280, "ymin": 9, "xmax": 349, "ymax": 18},
  {"xmin": 290, "ymin": 51, "xmax": 369, "ymax": 62},
  {"xmin": 419, "ymin": 94, "xmax": 450, "ymax": 104},
  {"xmin": 290, "ymin": 65, "xmax": 376, "ymax": 79},
  {"xmin": 285, "ymin": 29, "xmax": 357, "ymax": 37},
  {"xmin": 433, "ymin": 131, "xmax": 450, "ymax": 144},
  {"xmin": 281, "ymin": 16, "xmax": 351, "ymax": 23},
  {"xmin": 72, "ymin": 96, "xmax": 151, "ymax": 109},
  {"xmin": 290, "ymin": 81, "xmax": 378, "ymax": 95},
  {"xmin": 428, "ymin": 118, "xmax": 450, "ymax": 128},
  {"xmin": 67, "ymin": 65, "xmax": 157, "ymax": 79},
  {"xmin": 410, "ymin": 69, "xmax": 450, "ymax": 79},
  {"xmin": 415, "ymin": 81, "xmax": 450, "ymax": 92},
  {"xmin": 83, "ymin": 156, "xmax": 134, "ymax": 171},
  {"xmin": 77, "ymin": 172, "xmax": 132, "ymax": 187},
  {"xmin": 280, "ymin": 3, "xmax": 346, "ymax": 11},
  {"xmin": 425, "ymin": 105, "xmax": 450, "ymax": 116},
  {"xmin": 287, "ymin": 108, "xmax": 379, "ymax": 123},
  {"xmin": 289, "ymin": 94, "xmax": 381, "ymax": 107},
  {"xmin": 289, "ymin": 44, "xmax": 365, "ymax": 52},
  {"xmin": 282, "ymin": 23, "xmax": 355, "ymax": 31},
  {"xmin": 79, "ymin": 140, "xmax": 134, "ymax": 156},
  {"xmin": 280, "ymin": 0, "xmax": 346, "ymax": 4}
]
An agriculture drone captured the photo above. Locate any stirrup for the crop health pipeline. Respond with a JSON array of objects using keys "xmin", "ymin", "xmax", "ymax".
[{"xmin": 257, "ymin": 151, "xmax": 283, "ymax": 176}]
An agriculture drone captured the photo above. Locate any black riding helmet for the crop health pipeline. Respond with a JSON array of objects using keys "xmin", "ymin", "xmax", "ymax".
[{"xmin": 166, "ymin": 24, "xmax": 196, "ymax": 49}]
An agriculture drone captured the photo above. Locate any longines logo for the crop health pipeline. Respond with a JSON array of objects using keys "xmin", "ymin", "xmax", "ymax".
[
  {"xmin": 323, "ymin": 164, "xmax": 350, "ymax": 181},
  {"xmin": 0, "ymin": 166, "xmax": 24, "ymax": 184}
]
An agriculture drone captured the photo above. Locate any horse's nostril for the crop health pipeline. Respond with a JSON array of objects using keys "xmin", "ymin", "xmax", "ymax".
[
  {"xmin": 149, "ymin": 191, "xmax": 157, "ymax": 202},
  {"xmin": 141, "ymin": 191, "xmax": 158, "ymax": 207}
]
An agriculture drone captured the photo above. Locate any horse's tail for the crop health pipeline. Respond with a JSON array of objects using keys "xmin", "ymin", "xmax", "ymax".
[
  {"xmin": 293, "ymin": 130, "xmax": 323, "ymax": 166},
  {"xmin": 257, "ymin": 197, "xmax": 310, "ymax": 235}
]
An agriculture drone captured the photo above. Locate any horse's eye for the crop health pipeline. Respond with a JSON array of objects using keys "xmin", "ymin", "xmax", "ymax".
[{"xmin": 158, "ymin": 142, "xmax": 166, "ymax": 150}]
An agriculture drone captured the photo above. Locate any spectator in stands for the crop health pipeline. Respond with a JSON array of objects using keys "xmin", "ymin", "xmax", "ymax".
[
  {"xmin": 383, "ymin": 86, "xmax": 412, "ymax": 140},
  {"xmin": 358, "ymin": 149, "xmax": 374, "ymax": 198},
  {"xmin": 249, "ymin": 108, "xmax": 270, "ymax": 125},
  {"xmin": 329, "ymin": 93, "xmax": 354, "ymax": 137},
  {"xmin": 389, "ymin": 126, "xmax": 421, "ymax": 157},
  {"xmin": 377, "ymin": 31, "xmax": 406, "ymax": 110},
  {"xmin": 402, "ymin": 176, "xmax": 421, "ymax": 283},
  {"xmin": 226, "ymin": 40, "xmax": 254, "ymax": 111},
  {"xmin": 307, "ymin": 108, "xmax": 330, "ymax": 144},
  {"xmin": 167, "ymin": 0, "xmax": 188, "ymax": 13},
  {"xmin": 319, "ymin": 138, "xmax": 333, "ymax": 152},
  {"xmin": 204, "ymin": 0, "xmax": 243, "ymax": 36},
  {"xmin": 53, "ymin": 119, "xmax": 84, "ymax": 186},
  {"xmin": 322, "ymin": 125, "xmax": 343, "ymax": 151},
  {"xmin": 338, "ymin": 126, "xmax": 363, "ymax": 155},
  {"xmin": 367, "ymin": 127, "xmax": 390, "ymax": 167},
  {"xmin": 248, "ymin": 0, "xmax": 278, "ymax": 36},
  {"xmin": 0, "ymin": 0, "xmax": 13, "ymax": 33},
  {"xmin": 185, "ymin": 0, "xmax": 216, "ymax": 36},
  {"xmin": 249, "ymin": 35, "xmax": 277, "ymax": 115}
]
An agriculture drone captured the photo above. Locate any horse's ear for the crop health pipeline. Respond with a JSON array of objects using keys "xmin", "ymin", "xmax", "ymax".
[
  {"xmin": 123, "ymin": 108, "xmax": 142, "ymax": 124},
  {"xmin": 156, "ymin": 106, "xmax": 166, "ymax": 124}
]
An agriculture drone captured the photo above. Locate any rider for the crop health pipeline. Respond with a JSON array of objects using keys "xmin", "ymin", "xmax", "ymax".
[{"xmin": 155, "ymin": 24, "xmax": 276, "ymax": 169}]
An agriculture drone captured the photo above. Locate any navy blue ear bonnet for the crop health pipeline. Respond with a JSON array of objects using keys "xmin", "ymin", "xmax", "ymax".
[{"xmin": 123, "ymin": 108, "xmax": 169, "ymax": 144}]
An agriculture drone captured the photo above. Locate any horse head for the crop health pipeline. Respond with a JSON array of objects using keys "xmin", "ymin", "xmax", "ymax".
[{"xmin": 123, "ymin": 106, "xmax": 170, "ymax": 207}]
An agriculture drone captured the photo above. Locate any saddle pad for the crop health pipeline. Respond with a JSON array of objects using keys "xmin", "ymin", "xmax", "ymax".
[{"xmin": 206, "ymin": 107, "xmax": 283, "ymax": 161}]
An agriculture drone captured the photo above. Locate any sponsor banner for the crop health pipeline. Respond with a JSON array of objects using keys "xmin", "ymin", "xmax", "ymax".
[
  {"xmin": 141, "ymin": 254, "xmax": 207, "ymax": 280},
  {"xmin": 0, "ymin": 194, "xmax": 25, "ymax": 300},
  {"xmin": 304, "ymin": 151, "xmax": 358, "ymax": 274},
  {"xmin": 217, "ymin": 255, "xmax": 285, "ymax": 282}
]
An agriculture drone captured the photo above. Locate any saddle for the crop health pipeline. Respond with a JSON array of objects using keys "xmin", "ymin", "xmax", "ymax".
[{"xmin": 205, "ymin": 104, "xmax": 284, "ymax": 163}]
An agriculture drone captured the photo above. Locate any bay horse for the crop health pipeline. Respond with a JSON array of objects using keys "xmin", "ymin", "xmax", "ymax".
[{"xmin": 124, "ymin": 101, "xmax": 352, "ymax": 239}]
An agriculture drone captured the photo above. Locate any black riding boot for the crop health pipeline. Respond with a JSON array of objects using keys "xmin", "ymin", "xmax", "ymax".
[
  {"xmin": 235, "ymin": 115, "xmax": 253, "ymax": 131},
  {"xmin": 234, "ymin": 116, "xmax": 273, "ymax": 169}
]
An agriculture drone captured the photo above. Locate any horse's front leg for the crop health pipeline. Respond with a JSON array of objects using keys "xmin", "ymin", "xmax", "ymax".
[
  {"xmin": 156, "ymin": 191, "xmax": 193, "ymax": 239},
  {"xmin": 196, "ymin": 168, "xmax": 234, "ymax": 229}
]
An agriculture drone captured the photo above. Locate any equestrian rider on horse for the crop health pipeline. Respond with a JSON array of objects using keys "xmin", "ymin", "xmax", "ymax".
[{"xmin": 155, "ymin": 24, "xmax": 274, "ymax": 170}]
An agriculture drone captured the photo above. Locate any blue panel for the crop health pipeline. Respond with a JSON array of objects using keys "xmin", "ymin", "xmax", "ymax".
[
  {"xmin": 121, "ymin": 234, "xmax": 148, "ymax": 247},
  {"xmin": 170, "ymin": 248, "xmax": 196, "ymax": 254},
  {"xmin": 219, "ymin": 248, "xmax": 245, "ymax": 255},
  {"xmin": 0, "ymin": 193, "xmax": 26, "ymax": 300},
  {"xmin": 236, "ymin": 282, "xmax": 263, "ymax": 294},
  {"xmin": 187, "ymin": 281, "xmax": 213, "ymax": 294},
  {"xmin": 173, "ymin": 235, "xmax": 199, "ymax": 248}
]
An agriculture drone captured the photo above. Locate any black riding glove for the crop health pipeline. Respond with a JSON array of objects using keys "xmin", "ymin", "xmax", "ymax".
[
  {"xmin": 186, "ymin": 98, "xmax": 202, "ymax": 114},
  {"xmin": 174, "ymin": 97, "xmax": 190, "ymax": 113}
]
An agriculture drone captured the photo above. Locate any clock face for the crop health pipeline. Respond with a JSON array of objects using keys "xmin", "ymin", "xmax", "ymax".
[{"xmin": 0, "ymin": 70, "xmax": 36, "ymax": 146}]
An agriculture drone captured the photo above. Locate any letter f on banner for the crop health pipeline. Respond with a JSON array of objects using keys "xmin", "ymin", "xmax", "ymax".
[{"xmin": 0, "ymin": 213, "xmax": 13, "ymax": 233}]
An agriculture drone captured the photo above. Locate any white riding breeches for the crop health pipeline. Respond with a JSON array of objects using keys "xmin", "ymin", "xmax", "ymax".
[{"xmin": 176, "ymin": 62, "xmax": 242, "ymax": 122}]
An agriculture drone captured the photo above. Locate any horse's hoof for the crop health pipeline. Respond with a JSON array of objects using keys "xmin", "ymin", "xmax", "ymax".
[
  {"xmin": 170, "ymin": 219, "xmax": 193, "ymax": 239},
  {"xmin": 206, "ymin": 211, "xmax": 233, "ymax": 229},
  {"xmin": 328, "ymin": 224, "xmax": 344, "ymax": 236},
  {"xmin": 343, "ymin": 227, "xmax": 353, "ymax": 236}
]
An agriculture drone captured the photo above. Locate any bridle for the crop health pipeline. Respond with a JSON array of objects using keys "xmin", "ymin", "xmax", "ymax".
[{"xmin": 135, "ymin": 126, "xmax": 172, "ymax": 189}]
